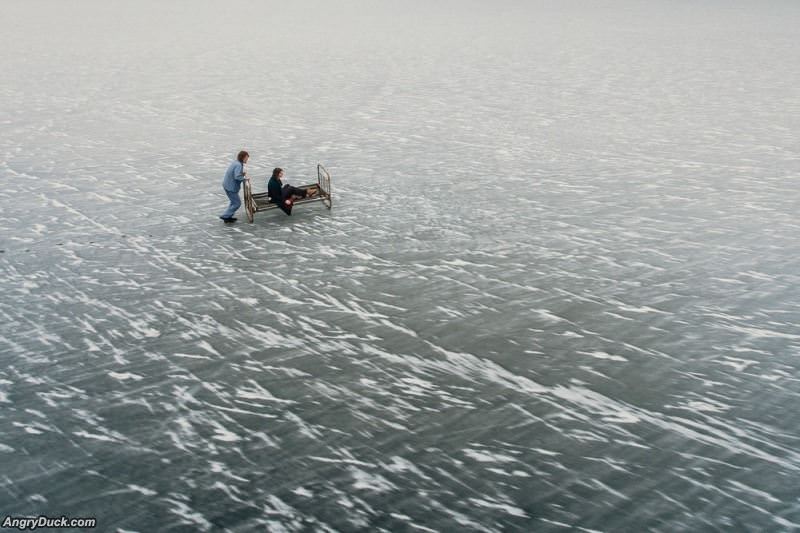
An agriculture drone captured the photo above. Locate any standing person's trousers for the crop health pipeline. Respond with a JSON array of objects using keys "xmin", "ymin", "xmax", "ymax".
[{"xmin": 220, "ymin": 189, "xmax": 241, "ymax": 219}]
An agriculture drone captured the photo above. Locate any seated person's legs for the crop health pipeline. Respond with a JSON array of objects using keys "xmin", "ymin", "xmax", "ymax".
[{"xmin": 282, "ymin": 184, "xmax": 315, "ymax": 199}]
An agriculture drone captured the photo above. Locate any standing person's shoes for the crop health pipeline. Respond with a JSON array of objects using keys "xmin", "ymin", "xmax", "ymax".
[{"xmin": 220, "ymin": 216, "xmax": 237, "ymax": 223}]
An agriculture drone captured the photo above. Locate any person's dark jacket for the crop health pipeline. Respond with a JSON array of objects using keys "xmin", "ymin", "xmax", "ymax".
[{"xmin": 267, "ymin": 176, "xmax": 292, "ymax": 215}]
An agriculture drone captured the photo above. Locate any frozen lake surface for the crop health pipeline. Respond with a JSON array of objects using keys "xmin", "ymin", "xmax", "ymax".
[{"xmin": 2, "ymin": 1, "xmax": 800, "ymax": 530}]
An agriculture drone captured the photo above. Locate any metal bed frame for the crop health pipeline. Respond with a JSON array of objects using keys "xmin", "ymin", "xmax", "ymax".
[{"xmin": 243, "ymin": 163, "xmax": 332, "ymax": 223}]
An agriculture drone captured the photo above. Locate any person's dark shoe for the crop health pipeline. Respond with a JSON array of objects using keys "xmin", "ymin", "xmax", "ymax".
[{"xmin": 221, "ymin": 217, "xmax": 237, "ymax": 223}]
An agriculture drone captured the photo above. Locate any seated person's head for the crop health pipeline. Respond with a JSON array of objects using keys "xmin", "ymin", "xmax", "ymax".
[{"xmin": 272, "ymin": 168, "xmax": 284, "ymax": 180}]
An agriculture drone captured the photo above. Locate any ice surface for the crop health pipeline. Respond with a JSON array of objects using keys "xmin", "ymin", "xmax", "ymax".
[{"xmin": 2, "ymin": 0, "xmax": 800, "ymax": 530}]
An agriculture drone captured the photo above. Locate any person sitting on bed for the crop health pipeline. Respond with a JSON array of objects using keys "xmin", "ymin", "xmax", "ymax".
[{"xmin": 267, "ymin": 167, "xmax": 317, "ymax": 215}]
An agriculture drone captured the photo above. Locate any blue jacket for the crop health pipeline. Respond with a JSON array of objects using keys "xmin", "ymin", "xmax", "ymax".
[{"xmin": 222, "ymin": 160, "xmax": 246, "ymax": 193}]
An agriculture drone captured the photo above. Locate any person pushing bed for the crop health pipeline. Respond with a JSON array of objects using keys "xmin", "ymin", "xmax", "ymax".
[{"xmin": 219, "ymin": 150, "xmax": 250, "ymax": 223}]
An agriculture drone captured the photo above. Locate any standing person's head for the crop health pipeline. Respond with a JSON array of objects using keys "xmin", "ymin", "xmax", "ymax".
[
  {"xmin": 271, "ymin": 168, "xmax": 284, "ymax": 180},
  {"xmin": 237, "ymin": 150, "xmax": 249, "ymax": 164}
]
